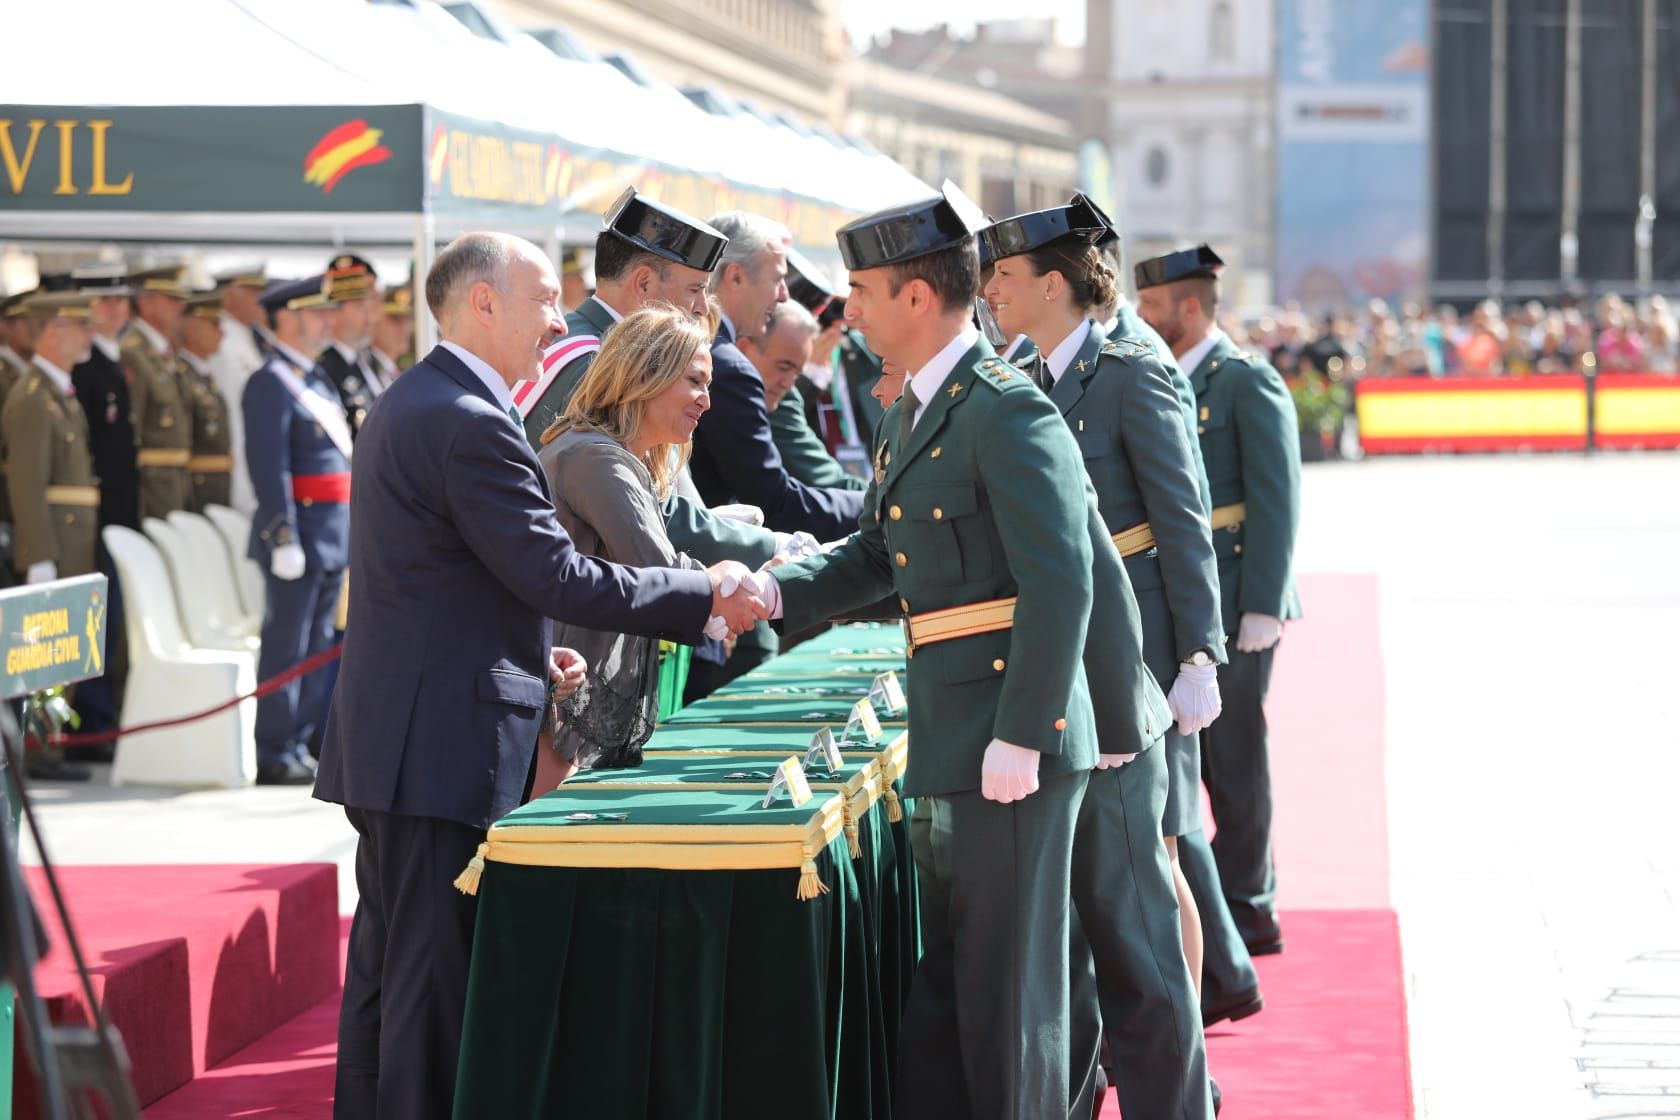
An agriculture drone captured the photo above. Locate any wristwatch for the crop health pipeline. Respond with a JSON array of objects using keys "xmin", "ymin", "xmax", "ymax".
[{"xmin": 1185, "ymin": 650, "xmax": 1213, "ymax": 667}]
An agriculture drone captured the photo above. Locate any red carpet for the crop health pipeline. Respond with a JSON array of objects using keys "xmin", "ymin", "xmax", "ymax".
[
  {"xmin": 146, "ymin": 573, "xmax": 1410, "ymax": 1119},
  {"xmin": 16, "ymin": 863, "xmax": 340, "ymax": 1112}
]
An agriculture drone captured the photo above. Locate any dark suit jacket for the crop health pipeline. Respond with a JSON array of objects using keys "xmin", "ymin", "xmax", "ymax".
[
  {"xmin": 314, "ymin": 345, "xmax": 714, "ymax": 829},
  {"xmin": 689, "ymin": 320, "xmax": 864, "ymax": 540},
  {"xmin": 71, "ymin": 346, "xmax": 139, "ymax": 531}
]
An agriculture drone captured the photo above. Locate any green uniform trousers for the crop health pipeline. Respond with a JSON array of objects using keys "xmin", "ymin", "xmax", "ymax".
[
  {"xmin": 899, "ymin": 770, "xmax": 1086, "ymax": 1120},
  {"xmin": 1200, "ymin": 644, "xmax": 1281, "ymax": 948},
  {"xmin": 1068, "ymin": 751, "xmax": 1212, "ymax": 1120}
]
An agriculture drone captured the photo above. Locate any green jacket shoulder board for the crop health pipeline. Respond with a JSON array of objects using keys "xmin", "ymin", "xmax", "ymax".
[
  {"xmin": 1099, "ymin": 338, "xmax": 1152, "ymax": 361},
  {"xmin": 971, "ymin": 355, "xmax": 1032, "ymax": 392}
]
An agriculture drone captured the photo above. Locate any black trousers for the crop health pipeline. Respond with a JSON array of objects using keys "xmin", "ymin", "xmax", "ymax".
[
  {"xmin": 1199, "ymin": 645, "xmax": 1281, "ymax": 945},
  {"xmin": 254, "ymin": 565, "xmax": 341, "ymax": 766},
  {"xmin": 335, "ymin": 807, "xmax": 481, "ymax": 1120}
]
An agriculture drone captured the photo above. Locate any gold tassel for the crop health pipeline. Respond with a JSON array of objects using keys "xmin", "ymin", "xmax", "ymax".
[
  {"xmin": 453, "ymin": 842, "xmax": 490, "ymax": 896},
  {"xmin": 842, "ymin": 801, "xmax": 862, "ymax": 859},
  {"xmin": 882, "ymin": 780, "xmax": 903, "ymax": 824},
  {"xmin": 796, "ymin": 844, "xmax": 829, "ymax": 901}
]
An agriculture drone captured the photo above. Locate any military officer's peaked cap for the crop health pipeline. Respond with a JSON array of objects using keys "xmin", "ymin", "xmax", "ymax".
[
  {"xmin": 129, "ymin": 264, "xmax": 191, "ymax": 299},
  {"xmin": 602, "ymin": 187, "xmax": 729, "ymax": 272},
  {"xmin": 1, "ymin": 289, "xmax": 38, "ymax": 318},
  {"xmin": 185, "ymin": 292, "xmax": 224, "ymax": 320},
  {"xmin": 23, "ymin": 290, "xmax": 96, "ymax": 319},
  {"xmin": 978, "ymin": 192, "xmax": 1112, "ymax": 266},
  {"xmin": 836, "ymin": 179, "xmax": 987, "ymax": 271},
  {"xmin": 784, "ymin": 245, "xmax": 837, "ymax": 313},
  {"xmin": 260, "ymin": 274, "xmax": 339, "ymax": 313},
  {"xmin": 214, "ymin": 264, "xmax": 267, "ymax": 288},
  {"xmin": 382, "ymin": 285, "xmax": 414, "ymax": 315},
  {"xmin": 68, "ymin": 261, "xmax": 131, "ymax": 298},
  {"xmin": 1134, "ymin": 244, "xmax": 1224, "ymax": 290},
  {"xmin": 325, "ymin": 253, "xmax": 378, "ymax": 302}
]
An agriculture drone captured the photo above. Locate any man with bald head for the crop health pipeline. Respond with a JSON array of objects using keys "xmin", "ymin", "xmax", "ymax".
[{"xmin": 314, "ymin": 232, "xmax": 767, "ymax": 1120}]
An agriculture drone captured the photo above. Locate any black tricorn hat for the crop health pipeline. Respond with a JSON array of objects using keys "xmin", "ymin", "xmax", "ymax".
[
  {"xmin": 1134, "ymin": 244, "xmax": 1224, "ymax": 290},
  {"xmin": 836, "ymin": 180, "xmax": 987, "ymax": 271},
  {"xmin": 977, "ymin": 192, "xmax": 1113, "ymax": 267},
  {"xmin": 784, "ymin": 245, "xmax": 837, "ymax": 314},
  {"xmin": 603, "ymin": 187, "xmax": 729, "ymax": 273}
]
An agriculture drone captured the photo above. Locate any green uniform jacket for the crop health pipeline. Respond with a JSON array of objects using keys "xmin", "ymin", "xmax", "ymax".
[
  {"xmin": 521, "ymin": 297, "xmax": 615, "ymax": 448},
  {"xmin": 182, "ymin": 358, "xmax": 234, "ymax": 512},
  {"xmin": 2, "ymin": 363, "xmax": 98, "ymax": 575},
  {"xmin": 120, "ymin": 323, "xmax": 192, "ymax": 519},
  {"xmin": 770, "ymin": 386, "xmax": 866, "ymax": 492},
  {"xmin": 834, "ymin": 329, "xmax": 885, "ymax": 447},
  {"xmin": 1109, "ymin": 301, "xmax": 1213, "ymax": 513},
  {"xmin": 1036, "ymin": 323, "xmax": 1225, "ymax": 683},
  {"xmin": 774, "ymin": 337, "xmax": 1101, "ymax": 797},
  {"xmin": 1001, "ymin": 333, "xmax": 1040, "ymax": 368},
  {"xmin": 1189, "ymin": 334, "xmax": 1303, "ymax": 633}
]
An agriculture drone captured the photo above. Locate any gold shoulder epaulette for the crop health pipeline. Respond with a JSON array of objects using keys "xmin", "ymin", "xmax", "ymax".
[{"xmin": 973, "ymin": 355, "xmax": 1022, "ymax": 388}]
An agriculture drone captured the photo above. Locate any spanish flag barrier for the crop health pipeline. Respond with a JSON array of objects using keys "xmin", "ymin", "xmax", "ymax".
[{"xmin": 1355, "ymin": 374, "xmax": 1680, "ymax": 453}]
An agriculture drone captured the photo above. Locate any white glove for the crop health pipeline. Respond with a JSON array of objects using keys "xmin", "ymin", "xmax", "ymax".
[
  {"xmin": 820, "ymin": 535, "xmax": 851, "ymax": 553},
  {"xmin": 270, "ymin": 542, "xmax": 306, "ymax": 581},
  {"xmin": 1096, "ymin": 753, "xmax": 1138, "ymax": 769},
  {"xmin": 741, "ymin": 570, "xmax": 782, "ymax": 619},
  {"xmin": 980, "ymin": 739, "xmax": 1040, "ymax": 803},
  {"xmin": 703, "ymin": 565, "xmax": 744, "ymax": 640},
  {"xmin": 1167, "ymin": 660, "xmax": 1222, "ymax": 735},
  {"xmin": 772, "ymin": 531, "xmax": 821, "ymax": 561},
  {"xmin": 25, "ymin": 560, "xmax": 57, "ymax": 584},
  {"xmin": 1235, "ymin": 612, "xmax": 1284, "ymax": 653},
  {"xmin": 712, "ymin": 503, "xmax": 765, "ymax": 526}
]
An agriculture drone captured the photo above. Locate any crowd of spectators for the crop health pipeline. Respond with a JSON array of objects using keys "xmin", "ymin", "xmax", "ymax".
[{"xmin": 1221, "ymin": 293, "xmax": 1680, "ymax": 381}]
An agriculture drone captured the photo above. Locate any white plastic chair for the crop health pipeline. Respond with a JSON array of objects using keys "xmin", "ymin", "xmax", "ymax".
[
  {"xmin": 166, "ymin": 511, "xmax": 261, "ymax": 637},
  {"xmin": 104, "ymin": 526, "xmax": 257, "ymax": 789},
  {"xmin": 143, "ymin": 517, "xmax": 259, "ymax": 654},
  {"xmin": 203, "ymin": 504, "xmax": 265, "ymax": 620}
]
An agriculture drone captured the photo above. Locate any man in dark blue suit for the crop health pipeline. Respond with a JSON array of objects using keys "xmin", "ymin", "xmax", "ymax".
[
  {"xmin": 314, "ymin": 232, "xmax": 766, "ymax": 1120},
  {"xmin": 689, "ymin": 211, "xmax": 864, "ymax": 542},
  {"xmin": 244, "ymin": 275, "xmax": 353, "ymax": 785}
]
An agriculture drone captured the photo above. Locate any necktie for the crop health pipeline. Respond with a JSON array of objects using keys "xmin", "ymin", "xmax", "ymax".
[
  {"xmin": 1035, "ymin": 358, "xmax": 1054, "ymax": 393},
  {"xmin": 508, "ymin": 405, "xmax": 522, "ymax": 428},
  {"xmin": 897, "ymin": 381, "xmax": 918, "ymax": 449}
]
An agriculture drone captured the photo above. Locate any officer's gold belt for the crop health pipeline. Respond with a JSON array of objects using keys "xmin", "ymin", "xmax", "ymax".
[
  {"xmin": 44, "ymin": 485, "xmax": 99, "ymax": 507},
  {"xmin": 188, "ymin": 454, "xmax": 234, "ymax": 473},
  {"xmin": 905, "ymin": 597, "xmax": 1015, "ymax": 655},
  {"xmin": 137, "ymin": 448, "xmax": 191, "ymax": 468},
  {"xmin": 1110, "ymin": 502, "xmax": 1247, "ymax": 557}
]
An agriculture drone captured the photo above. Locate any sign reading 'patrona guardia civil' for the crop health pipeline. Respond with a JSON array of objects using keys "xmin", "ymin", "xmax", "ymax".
[{"xmin": 0, "ymin": 574, "xmax": 109, "ymax": 700}]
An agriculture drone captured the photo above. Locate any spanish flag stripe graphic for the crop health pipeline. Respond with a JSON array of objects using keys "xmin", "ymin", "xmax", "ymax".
[{"xmin": 304, "ymin": 120, "xmax": 393, "ymax": 194}]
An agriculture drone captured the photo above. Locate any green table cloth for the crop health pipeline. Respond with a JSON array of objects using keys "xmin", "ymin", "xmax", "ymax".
[
  {"xmin": 664, "ymin": 693, "xmax": 908, "ymax": 728},
  {"xmin": 454, "ymin": 787, "xmax": 887, "ymax": 1120}
]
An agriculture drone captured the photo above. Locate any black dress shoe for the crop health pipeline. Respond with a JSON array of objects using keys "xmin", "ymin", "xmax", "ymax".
[
  {"xmin": 1211, "ymin": 1076, "xmax": 1223, "ymax": 1116},
  {"xmin": 256, "ymin": 757, "xmax": 316, "ymax": 785},
  {"xmin": 26, "ymin": 757, "xmax": 92, "ymax": 782},
  {"xmin": 65, "ymin": 744, "xmax": 115, "ymax": 764},
  {"xmin": 1203, "ymin": 986, "xmax": 1265, "ymax": 1028}
]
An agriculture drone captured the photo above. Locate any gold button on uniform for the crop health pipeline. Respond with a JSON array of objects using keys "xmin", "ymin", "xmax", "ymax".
[
  {"xmin": 1234, "ymin": 543, "xmax": 1243, "ymax": 554},
  {"xmin": 1054, "ymin": 718, "xmax": 1067, "ymax": 731},
  {"xmin": 895, "ymin": 552, "xmax": 907, "ymax": 567},
  {"xmin": 992, "ymin": 659, "xmax": 1005, "ymax": 671},
  {"xmin": 889, "ymin": 505, "xmax": 902, "ymax": 520},
  {"xmin": 932, "ymin": 508, "xmax": 943, "ymax": 520},
  {"xmin": 930, "ymin": 447, "xmax": 942, "ymax": 459},
  {"xmin": 899, "ymin": 597, "xmax": 910, "ymax": 612}
]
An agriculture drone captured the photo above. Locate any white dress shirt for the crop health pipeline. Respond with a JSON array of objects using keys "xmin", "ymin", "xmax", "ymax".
[
  {"xmin": 209, "ymin": 311, "xmax": 264, "ymax": 514},
  {"xmin": 906, "ymin": 326, "xmax": 980, "ymax": 428},
  {"xmin": 440, "ymin": 341, "xmax": 516, "ymax": 416},
  {"xmin": 130, "ymin": 316, "xmax": 173, "ymax": 359},
  {"xmin": 1043, "ymin": 320, "xmax": 1093, "ymax": 387},
  {"xmin": 33, "ymin": 356, "xmax": 75, "ymax": 396},
  {"xmin": 1176, "ymin": 328, "xmax": 1224, "ymax": 379},
  {"xmin": 92, "ymin": 335, "xmax": 121, "ymax": 364}
]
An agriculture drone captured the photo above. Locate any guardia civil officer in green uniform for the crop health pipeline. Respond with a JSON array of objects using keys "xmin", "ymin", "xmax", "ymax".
[
  {"xmin": 121, "ymin": 265, "xmax": 194, "ymax": 519},
  {"xmin": 4, "ymin": 290, "xmax": 106, "ymax": 779},
  {"xmin": 1136, "ymin": 245, "xmax": 1303, "ymax": 963},
  {"xmin": 752, "ymin": 183, "xmax": 1107, "ymax": 1120},
  {"xmin": 177, "ymin": 293, "xmax": 236, "ymax": 511},
  {"xmin": 1094, "ymin": 232, "xmax": 1264, "ymax": 1036},
  {"xmin": 982, "ymin": 195, "xmax": 1219, "ymax": 1119}
]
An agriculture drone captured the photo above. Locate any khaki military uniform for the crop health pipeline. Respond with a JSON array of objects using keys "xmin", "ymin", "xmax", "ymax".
[
  {"xmin": 121, "ymin": 324, "xmax": 192, "ymax": 519},
  {"xmin": 3, "ymin": 362, "xmax": 100, "ymax": 577},
  {"xmin": 180, "ymin": 358, "xmax": 234, "ymax": 511},
  {"xmin": 0, "ymin": 350, "xmax": 24, "ymax": 529}
]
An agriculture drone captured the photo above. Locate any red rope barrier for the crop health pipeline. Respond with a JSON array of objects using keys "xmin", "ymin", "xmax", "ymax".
[{"xmin": 45, "ymin": 643, "xmax": 344, "ymax": 747}]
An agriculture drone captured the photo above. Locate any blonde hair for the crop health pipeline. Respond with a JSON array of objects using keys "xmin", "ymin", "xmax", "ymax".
[{"xmin": 544, "ymin": 303, "xmax": 710, "ymax": 498}]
